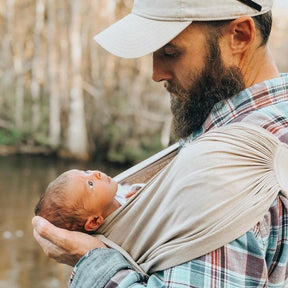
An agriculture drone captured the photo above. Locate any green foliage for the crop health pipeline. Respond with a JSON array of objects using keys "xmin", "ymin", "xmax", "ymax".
[
  {"xmin": 105, "ymin": 122, "xmax": 163, "ymax": 164},
  {"xmin": 0, "ymin": 129, "xmax": 22, "ymax": 145},
  {"xmin": 0, "ymin": 127, "xmax": 50, "ymax": 147}
]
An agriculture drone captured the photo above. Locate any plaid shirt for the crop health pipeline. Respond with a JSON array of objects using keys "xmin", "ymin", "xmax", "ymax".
[{"xmin": 70, "ymin": 74, "xmax": 288, "ymax": 288}]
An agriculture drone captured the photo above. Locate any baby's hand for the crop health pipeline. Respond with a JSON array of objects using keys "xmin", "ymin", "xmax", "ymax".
[
  {"xmin": 125, "ymin": 189, "xmax": 137, "ymax": 198},
  {"xmin": 125, "ymin": 183, "xmax": 145, "ymax": 199}
]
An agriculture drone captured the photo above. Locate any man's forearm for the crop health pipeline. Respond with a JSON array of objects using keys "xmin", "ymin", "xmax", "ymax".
[
  {"xmin": 69, "ymin": 248, "xmax": 134, "ymax": 288},
  {"xmin": 69, "ymin": 248, "xmax": 167, "ymax": 288}
]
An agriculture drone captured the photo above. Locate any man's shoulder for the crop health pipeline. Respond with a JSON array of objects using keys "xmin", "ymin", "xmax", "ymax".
[{"xmin": 230, "ymin": 102, "xmax": 288, "ymax": 144}]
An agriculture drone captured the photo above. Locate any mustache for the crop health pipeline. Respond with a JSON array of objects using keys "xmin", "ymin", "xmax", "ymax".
[
  {"xmin": 164, "ymin": 81, "xmax": 174, "ymax": 93},
  {"xmin": 164, "ymin": 82, "xmax": 189, "ymax": 98}
]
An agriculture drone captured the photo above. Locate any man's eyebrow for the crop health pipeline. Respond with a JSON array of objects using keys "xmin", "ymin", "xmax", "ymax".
[{"xmin": 154, "ymin": 43, "xmax": 181, "ymax": 55}]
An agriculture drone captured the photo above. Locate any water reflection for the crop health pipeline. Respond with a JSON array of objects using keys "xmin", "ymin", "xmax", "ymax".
[{"xmin": 0, "ymin": 155, "xmax": 122, "ymax": 288}]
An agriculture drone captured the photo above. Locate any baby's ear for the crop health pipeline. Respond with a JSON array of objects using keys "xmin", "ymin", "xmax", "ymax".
[{"xmin": 84, "ymin": 216, "xmax": 103, "ymax": 232}]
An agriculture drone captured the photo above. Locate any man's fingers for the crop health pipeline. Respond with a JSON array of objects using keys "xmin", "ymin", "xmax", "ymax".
[
  {"xmin": 32, "ymin": 216, "xmax": 69, "ymax": 248},
  {"xmin": 33, "ymin": 228, "xmax": 61, "ymax": 256},
  {"xmin": 32, "ymin": 216, "xmax": 56, "ymax": 238},
  {"xmin": 32, "ymin": 215, "xmax": 107, "ymax": 266}
]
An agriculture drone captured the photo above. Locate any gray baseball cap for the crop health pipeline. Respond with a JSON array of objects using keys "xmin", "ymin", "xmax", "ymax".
[{"xmin": 94, "ymin": 0, "xmax": 273, "ymax": 59}]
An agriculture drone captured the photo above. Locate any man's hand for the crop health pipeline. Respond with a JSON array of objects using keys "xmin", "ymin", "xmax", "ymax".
[{"xmin": 32, "ymin": 216, "xmax": 107, "ymax": 266}]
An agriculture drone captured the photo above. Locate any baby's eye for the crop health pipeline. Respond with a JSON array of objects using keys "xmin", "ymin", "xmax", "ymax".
[{"xmin": 88, "ymin": 181, "xmax": 94, "ymax": 189}]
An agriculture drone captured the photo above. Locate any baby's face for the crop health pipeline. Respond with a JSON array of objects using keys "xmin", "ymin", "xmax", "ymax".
[{"xmin": 68, "ymin": 169, "xmax": 118, "ymax": 215}]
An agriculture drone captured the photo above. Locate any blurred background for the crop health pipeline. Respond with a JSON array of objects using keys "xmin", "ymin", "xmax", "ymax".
[{"xmin": 0, "ymin": 0, "xmax": 287, "ymax": 287}]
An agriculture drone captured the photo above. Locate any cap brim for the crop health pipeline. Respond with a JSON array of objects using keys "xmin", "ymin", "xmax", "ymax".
[{"xmin": 94, "ymin": 13, "xmax": 192, "ymax": 59}]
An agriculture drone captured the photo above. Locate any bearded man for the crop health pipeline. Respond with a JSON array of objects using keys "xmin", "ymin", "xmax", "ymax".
[{"xmin": 33, "ymin": 0, "xmax": 288, "ymax": 287}]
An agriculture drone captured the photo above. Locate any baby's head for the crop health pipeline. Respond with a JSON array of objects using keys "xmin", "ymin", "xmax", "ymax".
[{"xmin": 35, "ymin": 169, "xmax": 119, "ymax": 233}]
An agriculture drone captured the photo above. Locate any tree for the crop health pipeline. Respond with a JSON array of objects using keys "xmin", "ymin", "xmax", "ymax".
[{"xmin": 67, "ymin": 0, "xmax": 88, "ymax": 160}]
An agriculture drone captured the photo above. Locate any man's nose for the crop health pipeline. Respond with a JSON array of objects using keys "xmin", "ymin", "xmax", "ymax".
[{"xmin": 152, "ymin": 54, "xmax": 173, "ymax": 82}]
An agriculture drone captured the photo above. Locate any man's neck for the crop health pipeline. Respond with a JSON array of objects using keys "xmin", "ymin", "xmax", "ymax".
[{"xmin": 241, "ymin": 46, "xmax": 280, "ymax": 88}]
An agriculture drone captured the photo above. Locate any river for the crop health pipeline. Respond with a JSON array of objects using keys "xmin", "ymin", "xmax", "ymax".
[{"xmin": 0, "ymin": 155, "xmax": 123, "ymax": 288}]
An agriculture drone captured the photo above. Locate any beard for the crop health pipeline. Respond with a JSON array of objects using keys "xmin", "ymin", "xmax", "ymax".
[{"xmin": 166, "ymin": 36, "xmax": 245, "ymax": 139}]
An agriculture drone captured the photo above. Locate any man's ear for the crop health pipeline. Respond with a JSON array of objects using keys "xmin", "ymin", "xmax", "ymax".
[
  {"xmin": 229, "ymin": 16, "xmax": 256, "ymax": 55},
  {"xmin": 84, "ymin": 216, "xmax": 104, "ymax": 232}
]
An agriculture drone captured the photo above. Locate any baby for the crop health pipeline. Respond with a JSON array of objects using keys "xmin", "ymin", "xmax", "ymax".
[{"xmin": 35, "ymin": 169, "xmax": 144, "ymax": 234}]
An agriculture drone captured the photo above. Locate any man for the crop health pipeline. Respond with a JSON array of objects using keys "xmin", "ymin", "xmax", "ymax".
[{"xmin": 33, "ymin": 0, "xmax": 288, "ymax": 287}]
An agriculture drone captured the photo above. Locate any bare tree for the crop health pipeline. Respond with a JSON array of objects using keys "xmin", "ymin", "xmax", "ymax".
[
  {"xmin": 31, "ymin": 0, "xmax": 45, "ymax": 131},
  {"xmin": 67, "ymin": 0, "xmax": 88, "ymax": 159},
  {"xmin": 47, "ymin": 0, "xmax": 61, "ymax": 147}
]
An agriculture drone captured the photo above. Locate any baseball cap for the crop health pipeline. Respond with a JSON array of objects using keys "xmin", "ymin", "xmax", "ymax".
[{"xmin": 94, "ymin": 0, "xmax": 273, "ymax": 59}]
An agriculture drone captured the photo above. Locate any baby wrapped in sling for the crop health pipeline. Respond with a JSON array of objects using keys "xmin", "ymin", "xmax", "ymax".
[{"xmin": 95, "ymin": 123, "xmax": 288, "ymax": 274}]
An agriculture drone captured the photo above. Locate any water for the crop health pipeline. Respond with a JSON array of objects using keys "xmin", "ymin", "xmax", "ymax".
[{"xmin": 0, "ymin": 155, "xmax": 123, "ymax": 288}]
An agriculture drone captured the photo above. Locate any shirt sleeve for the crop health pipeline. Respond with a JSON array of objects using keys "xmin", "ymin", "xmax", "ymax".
[
  {"xmin": 69, "ymin": 234, "xmax": 267, "ymax": 288},
  {"xmin": 101, "ymin": 232, "xmax": 270, "ymax": 288},
  {"xmin": 69, "ymin": 248, "xmax": 133, "ymax": 288},
  {"xmin": 69, "ymin": 195, "xmax": 288, "ymax": 288}
]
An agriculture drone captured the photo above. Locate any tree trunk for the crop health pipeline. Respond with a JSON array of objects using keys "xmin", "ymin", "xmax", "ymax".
[
  {"xmin": 14, "ymin": 51, "xmax": 24, "ymax": 130},
  {"xmin": 2, "ymin": 0, "xmax": 14, "ymax": 89},
  {"xmin": 9, "ymin": 0, "xmax": 24, "ymax": 130},
  {"xmin": 58, "ymin": 1, "xmax": 70, "ymax": 106},
  {"xmin": 47, "ymin": 0, "xmax": 61, "ymax": 147},
  {"xmin": 67, "ymin": 0, "xmax": 88, "ymax": 160},
  {"xmin": 31, "ymin": 0, "xmax": 45, "ymax": 131}
]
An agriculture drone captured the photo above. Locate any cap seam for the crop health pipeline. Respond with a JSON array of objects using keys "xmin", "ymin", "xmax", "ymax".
[{"xmin": 132, "ymin": 9, "xmax": 271, "ymax": 22}]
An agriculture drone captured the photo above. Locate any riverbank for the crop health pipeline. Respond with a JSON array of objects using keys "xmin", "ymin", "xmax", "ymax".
[{"xmin": 0, "ymin": 145, "xmax": 54, "ymax": 156}]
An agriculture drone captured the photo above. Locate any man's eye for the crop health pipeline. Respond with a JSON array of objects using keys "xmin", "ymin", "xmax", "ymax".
[
  {"xmin": 88, "ymin": 181, "xmax": 94, "ymax": 188},
  {"xmin": 163, "ymin": 47, "xmax": 179, "ymax": 58}
]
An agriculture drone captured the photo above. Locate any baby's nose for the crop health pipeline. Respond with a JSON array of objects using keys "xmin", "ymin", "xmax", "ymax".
[
  {"xmin": 91, "ymin": 170, "xmax": 102, "ymax": 179},
  {"xmin": 86, "ymin": 170, "xmax": 104, "ymax": 179}
]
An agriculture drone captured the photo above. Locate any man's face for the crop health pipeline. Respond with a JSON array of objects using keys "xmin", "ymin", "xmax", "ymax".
[{"xmin": 153, "ymin": 23, "xmax": 245, "ymax": 139}]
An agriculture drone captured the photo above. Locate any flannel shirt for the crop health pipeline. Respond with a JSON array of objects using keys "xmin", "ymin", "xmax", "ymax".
[{"xmin": 69, "ymin": 74, "xmax": 288, "ymax": 288}]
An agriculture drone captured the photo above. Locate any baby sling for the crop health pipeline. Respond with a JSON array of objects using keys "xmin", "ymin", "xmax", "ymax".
[{"xmin": 95, "ymin": 123, "xmax": 288, "ymax": 274}]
